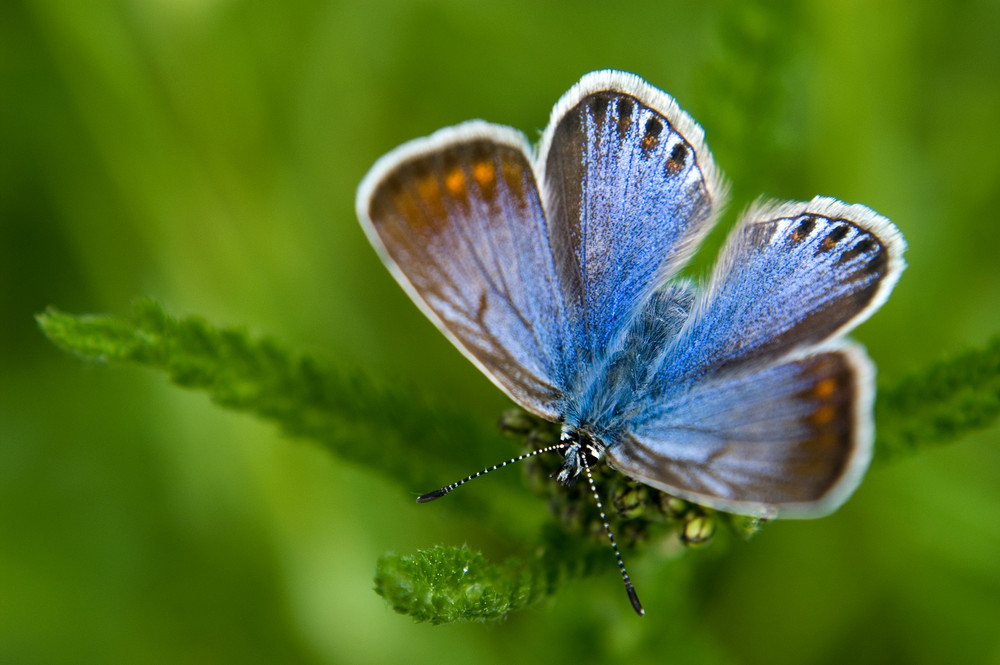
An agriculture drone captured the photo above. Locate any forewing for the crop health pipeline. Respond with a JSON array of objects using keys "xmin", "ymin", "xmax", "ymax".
[
  {"xmin": 663, "ymin": 196, "xmax": 905, "ymax": 381},
  {"xmin": 357, "ymin": 122, "xmax": 574, "ymax": 419},
  {"xmin": 610, "ymin": 344, "xmax": 874, "ymax": 517},
  {"xmin": 539, "ymin": 71, "xmax": 727, "ymax": 357}
]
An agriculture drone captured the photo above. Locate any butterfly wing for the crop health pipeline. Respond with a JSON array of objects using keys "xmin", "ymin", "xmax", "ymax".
[
  {"xmin": 611, "ymin": 197, "xmax": 905, "ymax": 516},
  {"xmin": 357, "ymin": 122, "xmax": 574, "ymax": 419},
  {"xmin": 612, "ymin": 343, "xmax": 874, "ymax": 517},
  {"xmin": 663, "ymin": 196, "xmax": 906, "ymax": 381},
  {"xmin": 539, "ymin": 71, "xmax": 727, "ymax": 357}
]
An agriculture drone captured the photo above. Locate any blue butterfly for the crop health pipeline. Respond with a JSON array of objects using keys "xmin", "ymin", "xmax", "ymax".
[{"xmin": 356, "ymin": 70, "xmax": 905, "ymax": 614}]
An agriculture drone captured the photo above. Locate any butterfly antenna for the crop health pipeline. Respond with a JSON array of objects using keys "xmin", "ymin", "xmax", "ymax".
[
  {"xmin": 580, "ymin": 452, "xmax": 645, "ymax": 616},
  {"xmin": 416, "ymin": 443, "xmax": 570, "ymax": 503}
]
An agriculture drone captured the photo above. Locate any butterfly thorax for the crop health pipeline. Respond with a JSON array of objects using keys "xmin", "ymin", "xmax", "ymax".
[
  {"xmin": 557, "ymin": 346, "xmax": 667, "ymax": 481},
  {"xmin": 559, "ymin": 282, "xmax": 697, "ymax": 456}
]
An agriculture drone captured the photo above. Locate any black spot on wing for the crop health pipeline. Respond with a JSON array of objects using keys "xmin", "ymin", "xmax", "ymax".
[
  {"xmin": 837, "ymin": 235, "xmax": 878, "ymax": 265},
  {"xmin": 590, "ymin": 94, "xmax": 609, "ymax": 123},
  {"xmin": 790, "ymin": 215, "xmax": 817, "ymax": 242},
  {"xmin": 665, "ymin": 141, "xmax": 688, "ymax": 175},
  {"xmin": 816, "ymin": 223, "xmax": 850, "ymax": 254},
  {"xmin": 615, "ymin": 97, "xmax": 634, "ymax": 138},
  {"xmin": 641, "ymin": 117, "xmax": 663, "ymax": 155}
]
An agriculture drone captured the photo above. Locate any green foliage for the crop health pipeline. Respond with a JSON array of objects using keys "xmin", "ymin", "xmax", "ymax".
[
  {"xmin": 693, "ymin": 0, "xmax": 805, "ymax": 201},
  {"xmin": 875, "ymin": 333, "xmax": 1000, "ymax": 462},
  {"xmin": 375, "ymin": 528, "xmax": 609, "ymax": 625},
  {"xmin": 37, "ymin": 299, "xmax": 504, "ymax": 496},
  {"xmin": 37, "ymin": 301, "xmax": 1000, "ymax": 624},
  {"xmin": 376, "ymin": 546, "xmax": 518, "ymax": 624}
]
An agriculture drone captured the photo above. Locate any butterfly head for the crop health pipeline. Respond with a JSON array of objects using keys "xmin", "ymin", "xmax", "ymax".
[{"xmin": 555, "ymin": 427, "xmax": 605, "ymax": 487}]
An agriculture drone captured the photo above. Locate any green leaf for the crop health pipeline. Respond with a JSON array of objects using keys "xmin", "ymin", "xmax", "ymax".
[
  {"xmin": 36, "ymin": 299, "xmax": 510, "ymax": 504},
  {"xmin": 875, "ymin": 333, "xmax": 1000, "ymax": 462},
  {"xmin": 374, "ymin": 526, "xmax": 611, "ymax": 624},
  {"xmin": 375, "ymin": 546, "xmax": 520, "ymax": 624}
]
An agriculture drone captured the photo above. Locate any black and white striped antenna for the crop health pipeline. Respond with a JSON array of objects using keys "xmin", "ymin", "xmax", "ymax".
[
  {"xmin": 416, "ymin": 442, "xmax": 569, "ymax": 502},
  {"xmin": 416, "ymin": 440, "xmax": 645, "ymax": 616},
  {"xmin": 578, "ymin": 447, "xmax": 644, "ymax": 615}
]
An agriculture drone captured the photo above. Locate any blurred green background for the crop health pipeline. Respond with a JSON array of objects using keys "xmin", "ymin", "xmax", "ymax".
[{"xmin": 3, "ymin": 1, "xmax": 999, "ymax": 663}]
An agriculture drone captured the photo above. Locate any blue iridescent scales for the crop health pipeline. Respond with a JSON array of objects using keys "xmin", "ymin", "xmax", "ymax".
[{"xmin": 356, "ymin": 70, "xmax": 905, "ymax": 521}]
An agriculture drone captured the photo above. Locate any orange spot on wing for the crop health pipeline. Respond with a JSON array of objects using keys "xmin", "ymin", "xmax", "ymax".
[
  {"xmin": 415, "ymin": 175, "xmax": 448, "ymax": 228},
  {"xmin": 416, "ymin": 174, "xmax": 441, "ymax": 206},
  {"xmin": 386, "ymin": 171, "xmax": 448, "ymax": 235},
  {"xmin": 396, "ymin": 188, "xmax": 421, "ymax": 224},
  {"xmin": 814, "ymin": 377, "xmax": 837, "ymax": 399},
  {"xmin": 810, "ymin": 404, "xmax": 836, "ymax": 426},
  {"xmin": 472, "ymin": 160, "xmax": 497, "ymax": 199},
  {"xmin": 445, "ymin": 167, "xmax": 465, "ymax": 197}
]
